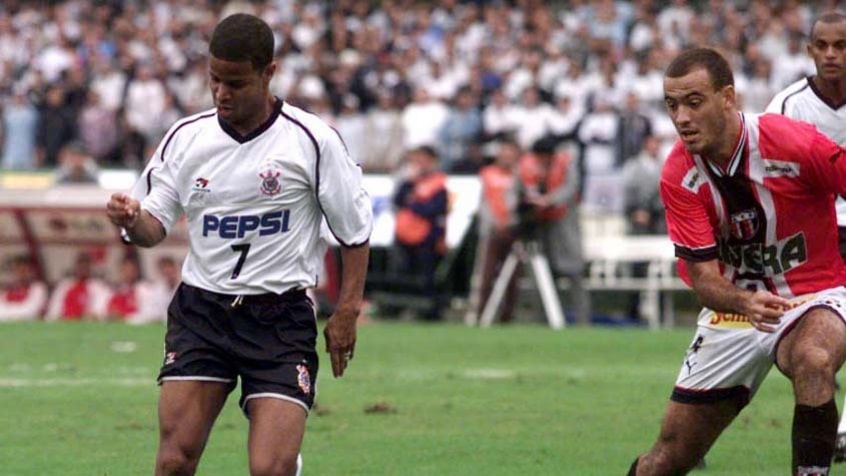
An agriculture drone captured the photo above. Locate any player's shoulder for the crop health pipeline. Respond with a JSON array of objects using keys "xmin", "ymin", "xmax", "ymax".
[
  {"xmin": 766, "ymin": 77, "xmax": 811, "ymax": 114},
  {"xmin": 757, "ymin": 112, "xmax": 819, "ymax": 156},
  {"xmin": 661, "ymin": 140, "xmax": 694, "ymax": 181},
  {"xmin": 167, "ymin": 107, "xmax": 218, "ymax": 136},
  {"xmin": 278, "ymin": 101, "xmax": 337, "ymax": 145}
]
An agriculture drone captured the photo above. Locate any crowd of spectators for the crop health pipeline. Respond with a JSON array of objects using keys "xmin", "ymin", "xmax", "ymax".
[
  {"xmin": 0, "ymin": 251, "xmax": 180, "ymax": 323},
  {"xmin": 0, "ymin": 0, "xmax": 835, "ymax": 175}
]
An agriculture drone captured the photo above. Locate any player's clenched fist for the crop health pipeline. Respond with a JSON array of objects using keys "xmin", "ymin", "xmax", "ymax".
[{"xmin": 106, "ymin": 193, "xmax": 141, "ymax": 228}]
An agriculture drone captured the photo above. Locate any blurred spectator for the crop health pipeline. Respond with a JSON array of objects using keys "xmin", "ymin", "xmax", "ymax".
[
  {"xmin": 35, "ymin": 84, "xmax": 76, "ymax": 167},
  {"xmin": 106, "ymin": 256, "xmax": 145, "ymax": 321},
  {"xmin": 392, "ymin": 145, "xmax": 448, "ymax": 320},
  {"xmin": 475, "ymin": 138, "xmax": 521, "ymax": 323},
  {"xmin": 622, "ymin": 135, "xmax": 665, "ymax": 235},
  {"xmin": 578, "ymin": 92, "xmax": 621, "ymax": 213},
  {"xmin": 141, "ymin": 255, "xmax": 182, "ymax": 324},
  {"xmin": 55, "ymin": 140, "xmax": 99, "ymax": 184},
  {"xmin": 482, "ymin": 88, "xmax": 518, "ymax": 141},
  {"xmin": 439, "ymin": 85, "xmax": 482, "ymax": 172},
  {"xmin": 335, "ymin": 93, "xmax": 367, "ymax": 165},
  {"xmin": 45, "ymin": 252, "xmax": 110, "ymax": 321},
  {"xmin": 519, "ymin": 137, "xmax": 588, "ymax": 324},
  {"xmin": 123, "ymin": 62, "xmax": 166, "ymax": 167},
  {"xmin": 0, "ymin": 255, "xmax": 48, "ymax": 322},
  {"xmin": 1, "ymin": 88, "xmax": 39, "ymax": 170},
  {"xmin": 78, "ymin": 90, "xmax": 118, "ymax": 163},
  {"xmin": 401, "ymin": 86, "xmax": 448, "ymax": 150},
  {"xmin": 616, "ymin": 91, "xmax": 653, "ymax": 166},
  {"xmin": 511, "ymin": 86, "xmax": 556, "ymax": 150},
  {"xmin": 361, "ymin": 91, "xmax": 404, "ymax": 174}
]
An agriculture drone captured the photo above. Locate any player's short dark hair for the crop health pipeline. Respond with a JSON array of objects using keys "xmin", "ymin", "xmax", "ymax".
[
  {"xmin": 665, "ymin": 47, "xmax": 734, "ymax": 91},
  {"xmin": 811, "ymin": 11, "xmax": 846, "ymax": 39},
  {"xmin": 209, "ymin": 13, "xmax": 274, "ymax": 71},
  {"xmin": 412, "ymin": 145, "xmax": 439, "ymax": 161}
]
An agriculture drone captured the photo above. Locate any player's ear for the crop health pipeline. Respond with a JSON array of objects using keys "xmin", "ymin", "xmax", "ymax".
[
  {"xmin": 720, "ymin": 84, "xmax": 737, "ymax": 110},
  {"xmin": 262, "ymin": 61, "xmax": 277, "ymax": 83}
]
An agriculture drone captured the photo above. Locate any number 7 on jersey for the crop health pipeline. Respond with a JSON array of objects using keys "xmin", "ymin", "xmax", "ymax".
[{"xmin": 230, "ymin": 243, "xmax": 251, "ymax": 279}]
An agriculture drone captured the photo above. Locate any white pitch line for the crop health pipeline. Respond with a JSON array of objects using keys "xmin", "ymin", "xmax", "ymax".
[{"xmin": 0, "ymin": 377, "xmax": 151, "ymax": 387}]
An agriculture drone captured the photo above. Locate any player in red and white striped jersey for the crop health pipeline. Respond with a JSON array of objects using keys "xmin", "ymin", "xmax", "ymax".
[
  {"xmin": 628, "ymin": 48, "xmax": 846, "ymax": 476},
  {"xmin": 766, "ymin": 11, "xmax": 846, "ymax": 461}
]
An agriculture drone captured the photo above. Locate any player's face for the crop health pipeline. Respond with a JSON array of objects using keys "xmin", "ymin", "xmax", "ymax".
[
  {"xmin": 209, "ymin": 56, "xmax": 275, "ymax": 130},
  {"xmin": 808, "ymin": 20, "xmax": 846, "ymax": 83},
  {"xmin": 663, "ymin": 68, "xmax": 736, "ymax": 157}
]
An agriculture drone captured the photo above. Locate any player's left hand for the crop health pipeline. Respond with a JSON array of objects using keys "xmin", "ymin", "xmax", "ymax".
[{"xmin": 323, "ymin": 311, "xmax": 358, "ymax": 378}]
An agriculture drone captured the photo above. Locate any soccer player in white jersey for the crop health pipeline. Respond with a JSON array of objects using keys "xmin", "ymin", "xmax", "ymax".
[
  {"xmin": 765, "ymin": 11, "xmax": 846, "ymax": 462},
  {"xmin": 106, "ymin": 14, "xmax": 371, "ymax": 476},
  {"xmin": 626, "ymin": 48, "xmax": 846, "ymax": 476}
]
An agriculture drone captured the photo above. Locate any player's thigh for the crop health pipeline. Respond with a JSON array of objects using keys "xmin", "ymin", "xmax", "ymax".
[
  {"xmin": 247, "ymin": 398, "xmax": 307, "ymax": 473},
  {"xmin": 776, "ymin": 307, "xmax": 846, "ymax": 380},
  {"xmin": 158, "ymin": 380, "xmax": 231, "ymax": 449}
]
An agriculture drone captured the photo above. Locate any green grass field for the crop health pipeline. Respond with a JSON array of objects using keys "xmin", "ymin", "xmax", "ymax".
[{"xmin": 0, "ymin": 321, "xmax": 829, "ymax": 475}]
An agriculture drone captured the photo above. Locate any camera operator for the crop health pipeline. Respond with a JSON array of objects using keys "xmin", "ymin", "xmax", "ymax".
[{"xmin": 518, "ymin": 136, "xmax": 590, "ymax": 324}]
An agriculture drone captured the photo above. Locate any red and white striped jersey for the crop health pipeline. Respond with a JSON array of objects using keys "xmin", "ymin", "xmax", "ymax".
[
  {"xmin": 661, "ymin": 112, "xmax": 846, "ymax": 297},
  {"xmin": 766, "ymin": 77, "xmax": 846, "ymax": 226}
]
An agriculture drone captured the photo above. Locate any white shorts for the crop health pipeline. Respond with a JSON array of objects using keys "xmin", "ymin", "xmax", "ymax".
[{"xmin": 672, "ymin": 286, "xmax": 846, "ymax": 409}]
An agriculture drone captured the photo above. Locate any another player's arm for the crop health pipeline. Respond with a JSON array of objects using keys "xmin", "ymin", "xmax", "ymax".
[
  {"xmin": 324, "ymin": 241, "xmax": 370, "ymax": 378},
  {"xmin": 106, "ymin": 193, "xmax": 166, "ymax": 248},
  {"xmin": 686, "ymin": 259, "xmax": 790, "ymax": 333}
]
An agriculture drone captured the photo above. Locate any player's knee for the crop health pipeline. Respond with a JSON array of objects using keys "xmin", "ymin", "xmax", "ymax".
[
  {"xmin": 156, "ymin": 446, "xmax": 199, "ymax": 476},
  {"xmin": 647, "ymin": 435, "xmax": 700, "ymax": 475},
  {"xmin": 249, "ymin": 452, "xmax": 299, "ymax": 476},
  {"xmin": 793, "ymin": 346, "xmax": 837, "ymax": 380}
]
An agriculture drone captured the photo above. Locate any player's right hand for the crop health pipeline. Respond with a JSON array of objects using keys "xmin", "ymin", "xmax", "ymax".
[
  {"xmin": 743, "ymin": 290, "xmax": 790, "ymax": 333},
  {"xmin": 106, "ymin": 193, "xmax": 141, "ymax": 229}
]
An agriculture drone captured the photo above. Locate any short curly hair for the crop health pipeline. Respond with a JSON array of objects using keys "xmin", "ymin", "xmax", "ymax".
[{"xmin": 209, "ymin": 13, "xmax": 274, "ymax": 71}]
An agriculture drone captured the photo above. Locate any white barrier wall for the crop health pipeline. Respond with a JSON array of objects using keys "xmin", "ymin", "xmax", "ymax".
[{"xmin": 0, "ymin": 176, "xmax": 482, "ymax": 285}]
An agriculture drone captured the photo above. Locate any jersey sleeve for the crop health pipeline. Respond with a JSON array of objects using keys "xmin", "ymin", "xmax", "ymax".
[
  {"xmin": 140, "ymin": 153, "xmax": 182, "ymax": 234},
  {"xmin": 317, "ymin": 129, "xmax": 373, "ymax": 246},
  {"xmin": 803, "ymin": 129, "xmax": 846, "ymax": 195},
  {"xmin": 660, "ymin": 164, "xmax": 717, "ymax": 262}
]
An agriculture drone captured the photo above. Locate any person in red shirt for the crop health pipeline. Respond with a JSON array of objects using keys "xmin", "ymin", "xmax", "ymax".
[
  {"xmin": 517, "ymin": 136, "xmax": 588, "ymax": 324},
  {"xmin": 0, "ymin": 255, "xmax": 47, "ymax": 321},
  {"xmin": 392, "ymin": 145, "xmax": 448, "ymax": 320},
  {"xmin": 474, "ymin": 138, "xmax": 521, "ymax": 323},
  {"xmin": 628, "ymin": 48, "xmax": 846, "ymax": 476},
  {"xmin": 45, "ymin": 252, "xmax": 110, "ymax": 321}
]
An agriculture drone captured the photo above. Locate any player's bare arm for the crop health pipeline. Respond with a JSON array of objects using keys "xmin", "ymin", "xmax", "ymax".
[
  {"xmin": 106, "ymin": 193, "xmax": 166, "ymax": 248},
  {"xmin": 687, "ymin": 259, "xmax": 790, "ymax": 333},
  {"xmin": 324, "ymin": 241, "xmax": 370, "ymax": 378}
]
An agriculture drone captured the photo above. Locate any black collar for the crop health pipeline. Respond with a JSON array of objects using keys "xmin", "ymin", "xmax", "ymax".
[{"xmin": 217, "ymin": 97, "xmax": 283, "ymax": 144}]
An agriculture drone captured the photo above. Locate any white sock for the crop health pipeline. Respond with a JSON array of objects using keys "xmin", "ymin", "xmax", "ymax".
[
  {"xmin": 839, "ymin": 396, "xmax": 846, "ymax": 434},
  {"xmin": 295, "ymin": 453, "xmax": 303, "ymax": 476}
]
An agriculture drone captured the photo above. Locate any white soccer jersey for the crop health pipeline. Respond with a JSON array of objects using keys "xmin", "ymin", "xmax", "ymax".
[
  {"xmin": 766, "ymin": 77, "xmax": 846, "ymax": 225},
  {"xmin": 129, "ymin": 99, "xmax": 372, "ymax": 295}
]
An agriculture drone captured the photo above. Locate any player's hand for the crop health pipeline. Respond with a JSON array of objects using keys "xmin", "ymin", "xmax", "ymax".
[
  {"xmin": 742, "ymin": 290, "xmax": 790, "ymax": 333},
  {"xmin": 323, "ymin": 311, "xmax": 358, "ymax": 378},
  {"xmin": 106, "ymin": 193, "xmax": 141, "ymax": 229}
]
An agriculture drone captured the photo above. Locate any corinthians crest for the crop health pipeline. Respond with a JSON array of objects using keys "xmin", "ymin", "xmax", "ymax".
[{"xmin": 259, "ymin": 164, "xmax": 282, "ymax": 196}]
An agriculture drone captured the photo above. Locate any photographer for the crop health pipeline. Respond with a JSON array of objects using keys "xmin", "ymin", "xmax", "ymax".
[{"xmin": 518, "ymin": 137, "xmax": 590, "ymax": 324}]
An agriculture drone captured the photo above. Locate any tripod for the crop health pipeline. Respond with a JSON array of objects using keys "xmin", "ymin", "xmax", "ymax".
[{"xmin": 478, "ymin": 239, "xmax": 565, "ymax": 329}]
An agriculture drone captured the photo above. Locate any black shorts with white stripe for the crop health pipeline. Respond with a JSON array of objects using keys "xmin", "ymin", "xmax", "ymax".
[{"xmin": 158, "ymin": 283, "xmax": 318, "ymax": 416}]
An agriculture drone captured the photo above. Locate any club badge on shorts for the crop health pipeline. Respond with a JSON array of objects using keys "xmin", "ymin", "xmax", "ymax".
[
  {"xmin": 259, "ymin": 164, "xmax": 282, "ymax": 196},
  {"xmin": 296, "ymin": 364, "xmax": 311, "ymax": 395}
]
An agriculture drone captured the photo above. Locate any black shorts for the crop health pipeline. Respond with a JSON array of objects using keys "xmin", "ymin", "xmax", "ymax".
[{"xmin": 158, "ymin": 283, "xmax": 318, "ymax": 416}]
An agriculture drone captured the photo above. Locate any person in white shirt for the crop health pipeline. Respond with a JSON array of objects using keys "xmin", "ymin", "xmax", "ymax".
[
  {"xmin": 0, "ymin": 255, "xmax": 47, "ymax": 322},
  {"xmin": 106, "ymin": 14, "xmax": 372, "ymax": 476},
  {"xmin": 765, "ymin": 10, "xmax": 846, "ymax": 463}
]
